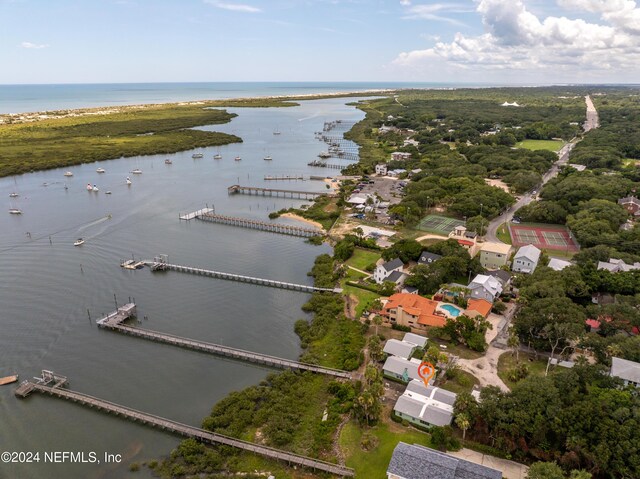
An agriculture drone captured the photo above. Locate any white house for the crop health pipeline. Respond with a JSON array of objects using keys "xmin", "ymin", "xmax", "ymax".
[
  {"xmin": 548, "ymin": 258, "xmax": 572, "ymax": 271},
  {"xmin": 468, "ymin": 274, "xmax": 503, "ymax": 303},
  {"xmin": 375, "ymin": 164, "xmax": 388, "ymax": 176},
  {"xmin": 597, "ymin": 258, "xmax": 640, "ymax": 273},
  {"xmin": 611, "ymin": 357, "xmax": 640, "ymax": 388},
  {"xmin": 512, "ymin": 244, "xmax": 541, "ymax": 273},
  {"xmin": 374, "ymin": 258, "xmax": 404, "ymax": 285}
]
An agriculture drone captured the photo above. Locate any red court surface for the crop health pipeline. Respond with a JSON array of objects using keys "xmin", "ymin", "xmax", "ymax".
[{"xmin": 508, "ymin": 223, "xmax": 580, "ymax": 252}]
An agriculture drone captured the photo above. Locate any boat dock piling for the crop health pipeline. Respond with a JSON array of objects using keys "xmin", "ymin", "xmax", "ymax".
[
  {"xmin": 148, "ymin": 260, "xmax": 342, "ymax": 294},
  {"xmin": 97, "ymin": 312, "xmax": 350, "ymax": 378},
  {"xmin": 15, "ymin": 371, "xmax": 354, "ymax": 477},
  {"xmin": 227, "ymin": 185, "xmax": 326, "ymax": 199}
]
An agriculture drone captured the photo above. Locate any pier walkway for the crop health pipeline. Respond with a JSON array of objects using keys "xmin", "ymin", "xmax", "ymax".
[
  {"xmin": 227, "ymin": 185, "xmax": 327, "ymax": 199},
  {"xmin": 179, "ymin": 207, "xmax": 214, "ymax": 221},
  {"xmin": 264, "ymin": 175, "xmax": 305, "ymax": 181},
  {"xmin": 196, "ymin": 211, "xmax": 321, "ymax": 237},
  {"xmin": 148, "ymin": 261, "xmax": 342, "ymax": 294},
  {"xmin": 97, "ymin": 316, "xmax": 350, "ymax": 378},
  {"xmin": 16, "ymin": 372, "xmax": 353, "ymax": 477},
  {"xmin": 308, "ymin": 161, "xmax": 344, "ymax": 170}
]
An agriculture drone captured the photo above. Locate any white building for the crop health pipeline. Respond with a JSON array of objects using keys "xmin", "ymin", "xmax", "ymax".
[
  {"xmin": 375, "ymin": 164, "xmax": 388, "ymax": 176},
  {"xmin": 374, "ymin": 258, "xmax": 404, "ymax": 285},
  {"xmin": 611, "ymin": 357, "xmax": 640, "ymax": 388},
  {"xmin": 468, "ymin": 274, "xmax": 503, "ymax": 303},
  {"xmin": 597, "ymin": 258, "xmax": 640, "ymax": 273},
  {"xmin": 391, "ymin": 152, "xmax": 412, "ymax": 161},
  {"xmin": 512, "ymin": 244, "xmax": 541, "ymax": 274},
  {"xmin": 548, "ymin": 258, "xmax": 572, "ymax": 271}
]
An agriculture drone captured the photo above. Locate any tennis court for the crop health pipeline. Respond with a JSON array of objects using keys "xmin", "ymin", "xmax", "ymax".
[
  {"xmin": 417, "ymin": 215, "xmax": 465, "ymax": 235},
  {"xmin": 509, "ymin": 223, "xmax": 580, "ymax": 252}
]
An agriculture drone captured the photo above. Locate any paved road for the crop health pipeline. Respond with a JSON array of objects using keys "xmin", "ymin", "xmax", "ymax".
[{"xmin": 584, "ymin": 95, "xmax": 600, "ymax": 132}]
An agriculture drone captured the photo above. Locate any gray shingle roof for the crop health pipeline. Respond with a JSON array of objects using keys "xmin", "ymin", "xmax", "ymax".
[
  {"xmin": 486, "ymin": 269, "xmax": 512, "ymax": 285},
  {"xmin": 418, "ymin": 252, "xmax": 443, "ymax": 265},
  {"xmin": 403, "ymin": 332, "xmax": 427, "ymax": 348},
  {"xmin": 382, "ymin": 257, "xmax": 404, "ymax": 272},
  {"xmin": 383, "ymin": 356, "xmax": 422, "ymax": 380},
  {"xmin": 611, "ymin": 357, "xmax": 640, "ymax": 384},
  {"xmin": 387, "ymin": 443, "xmax": 502, "ymax": 479},
  {"xmin": 383, "ymin": 339, "xmax": 416, "ymax": 359},
  {"xmin": 387, "ymin": 270, "xmax": 407, "ymax": 283}
]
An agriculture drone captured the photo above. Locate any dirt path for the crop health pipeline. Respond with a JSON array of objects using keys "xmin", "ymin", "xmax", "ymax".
[{"xmin": 456, "ymin": 346, "xmax": 510, "ymax": 392}]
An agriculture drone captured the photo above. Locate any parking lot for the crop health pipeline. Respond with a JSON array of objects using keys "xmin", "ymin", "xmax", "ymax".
[{"xmin": 351, "ymin": 176, "xmax": 404, "ymax": 205}]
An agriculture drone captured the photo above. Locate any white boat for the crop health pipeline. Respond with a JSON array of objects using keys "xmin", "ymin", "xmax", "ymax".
[
  {"xmin": 192, "ymin": 153, "xmax": 203, "ymax": 159},
  {"xmin": 9, "ymin": 192, "xmax": 18, "ymax": 198},
  {"xmin": 9, "ymin": 208, "xmax": 22, "ymax": 215},
  {"xmin": 96, "ymin": 168, "xmax": 106, "ymax": 173},
  {"xmin": 264, "ymin": 155, "xmax": 273, "ymax": 161},
  {"xmin": 74, "ymin": 238, "xmax": 85, "ymax": 246},
  {"xmin": 86, "ymin": 183, "xmax": 94, "ymax": 191},
  {"xmin": 131, "ymin": 168, "xmax": 142, "ymax": 174},
  {"xmin": 165, "ymin": 159, "xmax": 172, "ymax": 164},
  {"xmin": 318, "ymin": 152, "xmax": 331, "ymax": 158},
  {"xmin": 64, "ymin": 171, "xmax": 73, "ymax": 177},
  {"xmin": 126, "ymin": 177, "xmax": 132, "ymax": 185},
  {"xmin": 234, "ymin": 156, "xmax": 242, "ymax": 161},
  {"xmin": 214, "ymin": 153, "xmax": 222, "ymax": 159},
  {"xmin": 92, "ymin": 185, "xmax": 99, "ymax": 192}
]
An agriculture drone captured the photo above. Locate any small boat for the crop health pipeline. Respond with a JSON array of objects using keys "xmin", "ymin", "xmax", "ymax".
[
  {"xmin": 234, "ymin": 156, "xmax": 242, "ymax": 161},
  {"xmin": 165, "ymin": 159, "xmax": 172, "ymax": 164},
  {"xmin": 126, "ymin": 177, "xmax": 132, "ymax": 185},
  {"xmin": 318, "ymin": 152, "xmax": 331, "ymax": 159},
  {"xmin": 273, "ymin": 130, "xmax": 281, "ymax": 135},
  {"xmin": 64, "ymin": 185, "xmax": 68, "ymax": 190},
  {"xmin": 74, "ymin": 238, "xmax": 85, "ymax": 246},
  {"xmin": 64, "ymin": 171, "xmax": 73, "ymax": 177},
  {"xmin": 92, "ymin": 184, "xmax": 99, "ymax": 192},
  {"xmin": 9, "ymin": 192, "xmax": 18, "ymax": 198},
  {"xmin": 120, "ymin": 259, "xmax": 145, "ymax": 270},
  {"xmin": 86, "ymin": 183, "xmax": 94, "ymax": 191},
  {"xmin": 105, "ymin": 191, "xmax": 112, "ymax": 195},
  {"xmin": 213, "ymin": 154, "xmax": 222, "ymax": 159},
  {"xmin": 131, "ymin": 168, "xmax": 142, "ymax": 174},
  {"xmin": 264, "ymin": 155, "xmax": 273, "ymax": 161},
  {"xmin": 192, "ymin": 153, "xmax": 204, "ymax": 159},
  {"xmin": 0, "ymin": 375, "xmax": 18, "ymax": 386},
  {"xmin": 96, "ymin": 168, "xmax": 106, "ymax": 173},
  {"xmin": 9, "ymin": 208, "xmax": 22, "ymax": 215}
]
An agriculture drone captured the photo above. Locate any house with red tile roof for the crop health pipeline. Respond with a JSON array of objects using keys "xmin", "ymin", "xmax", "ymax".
[
  {"xmin": 381, "ymin": 293, "xmax": 449, "ymax": 330},
  {"xmin": 465, "ymin": 298, "xmax": 493, "ymax": 319}
]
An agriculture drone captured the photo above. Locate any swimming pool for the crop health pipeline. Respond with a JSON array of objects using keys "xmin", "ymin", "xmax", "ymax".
[{"xmin": 440, "ymin": 304, "xmax": 462, "ymax": 317}]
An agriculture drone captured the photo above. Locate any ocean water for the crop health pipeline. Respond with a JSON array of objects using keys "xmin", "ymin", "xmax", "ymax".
[
  {"xmin": 0, "ymin": 81, "xmax": 483, "ymax": 114},
  {"xmin": 0, "ymin": 94, "xmax": 364, "ymax": 478}
]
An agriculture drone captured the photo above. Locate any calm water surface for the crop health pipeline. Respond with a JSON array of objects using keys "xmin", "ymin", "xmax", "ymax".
[{"xmin": 0, "ymin": 97, "xmax": 363, "ymax": 478}]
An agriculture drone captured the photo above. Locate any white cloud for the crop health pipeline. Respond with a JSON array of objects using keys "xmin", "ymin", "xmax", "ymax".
[
  {"xmin": 204, "ymin": 1, "xmax": 261, "ymax": 13},
  {"xmin": 402, "ymin": 2, "xmax": 472, "ymax": 25},
  {"xmin": 393, "ymin": 0, "xmax": 640, "ymax": 76},
  {"xmin": 21, "ymin": 42, "xmax": 49, "ymax": 49}
]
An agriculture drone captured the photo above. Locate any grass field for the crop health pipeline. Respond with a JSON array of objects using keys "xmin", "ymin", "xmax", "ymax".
[
  {"xmin": 497, "ymin": 352, "xmax": 548, "ymax": 390},
  {"xmin": 516, "ymin": 139, "xmax": 564, "ymax": 152},
  {"xmin": 341, "ymin": 421, "xmax": 431, "ymax": 479},
  {"xmin": 346, "ymin": 248, "xmax": 381, "ymax": 271},
  {"xmin": 438, "ymin": 369, "xmax": 479, "ymax": 395},
  {"xmin": 342, "ymin": 281, "xmax": 380, "ymax": 318},
  {"xmin": 496, "ymin": 223, "xmax": 512, "ymax": 244}
]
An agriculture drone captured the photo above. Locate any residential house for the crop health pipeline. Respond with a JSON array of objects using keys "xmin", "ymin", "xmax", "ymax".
[
  {"xmin": 597, "ymin": 258, "xmax": 640, "ymax": 272},
  {"xmin": 375, "ymin": 258, "xmax": 405, "ymax": 285},
  {"xmin": 548, "ymin": 258, "xmax": 572, "ymax": 271},
  {"xmin": 375, "ymin": 164, "xmax": 388, "ymax": 176},
  {"xmin": 384, "ymin": 339, "xmax": 418, "ymax": 360},
  {"xmin": 382, "ymin": 356, "xmax": 423, "ymax": 383},
  {"xmin": 401, "ymin": 285, "xmax": 419, "ymax": 294},
  {"xmin": 381, "ymin": 293, "xmax": 449, "ymax": 329},
  {"xmin": 465, "ymin": 298, "xmax": 493, "ymax": 319},
  {"xmin": 485, "ymin": 269, "xmax": 512, "ymax": 288},
  {"xmin": 387, "ymin": 270, "xmax": 408, "ymax": 291},
  {"xmin": 403, "ymin": 332, "xmax": 428, "ymax": 349},
  {"xmin": 417, "ymin": 251, "xmax": 442, "ymax": 266},
  {"xmin": 568, "ymin": 163, "xmax": 587, "ymax": 172},
  {"xmin": 387, "ymin": 442, "xmax": 503, "ymax": 479},
  {"xmin": 618, "ymin": 196, "xmax": 640, "ymax": 216},
  {"xmin": 468, "ymin": 274, "xmax": 503, "ymax": 303},
  {"xmin": 391, "ymin": 152, "xmax": 412, "ymax": 161},
  {"xmin": 448, "ymin": 225, "xmax": 478, "ymax": 250},
  {"xmin": 512, "ymin": 244, "xmax": 541, "ymax": 273},
  {"xmin": 403, "ymin": 139, "xmax": 420, "ymax": 147},
  {"xmin": 611, "ymin": 357, "xmax": 640, "ymax": 388},
  {"xmin": 387, "ymin": 169, "xmax": 407, "ymax": 178},
  {"xmin": 393, "ymin": 380, "xmax": 457, "ymax": 428},
  {"xmin": 479, "ymin": 242, "xmax": 512, "ymax": 270}
]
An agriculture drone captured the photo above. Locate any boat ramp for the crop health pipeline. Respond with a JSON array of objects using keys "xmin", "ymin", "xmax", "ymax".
[{"xmin": 15, "ymin": 371, "xmax": 353, "ymax": 477}]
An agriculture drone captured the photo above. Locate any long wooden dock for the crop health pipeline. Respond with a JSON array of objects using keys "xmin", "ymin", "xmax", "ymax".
[
  {"xmin": 227, "ymin": 185, "xmax": 327, "ymax": 199},
  {"xmin": 196, "ymin": 212, "xmax": 321, "ymax": 237},
  {"xmin": 307, "ymin": 161, "xmax": 344, "ymax": 170},
  {"xmin": 151, "ymin": 262, "xmax": 342, "ymax": 294},
  {"xmin": 97, "ymin": 319, "xmax": 350, "ymax": 379},
  {"xmin": 16, "ymin": 373, "xmax": 354, "ymax": 477},
  {"xmin": 264, "ymin": 175, "xmax": 305, "ymax": 181}
]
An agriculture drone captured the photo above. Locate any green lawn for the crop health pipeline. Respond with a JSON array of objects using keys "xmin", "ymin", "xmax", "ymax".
[
  {"xmin": 346, "ymin": 248, "xmax": 381, "ymax": 271},
  {"xmin": 342, "ymin": 282, "xmax": 380, "ymax": 318},
  {"xmin": 340, "ymin": 421, "xmax": 432, "ymax": 479},
  {"xmin": 497, "ymin": 352, "xmax": 548, "ymax": 390},
  {"xmin": 516, "ymin": 139, "xmax": 564, "ymax": 152},
  {"xmin": 496, "ymin": 222, "xmax": 512, "ymax": 244},
  {"xmin": 425, "ymin": 332, "xmax": 484, "ymax": 360},
  {"xmin": 438, "ymin": 369, "xmax": 480, "ymax": 395}
]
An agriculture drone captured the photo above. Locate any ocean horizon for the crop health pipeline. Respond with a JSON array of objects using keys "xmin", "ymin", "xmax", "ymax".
[{"xmin": 0, "ymin": 81, "xmax": 514, "ymax": 114}]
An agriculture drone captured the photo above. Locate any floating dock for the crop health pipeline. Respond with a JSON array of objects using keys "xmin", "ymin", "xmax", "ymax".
[
  {"xmin": 15, "ymin": 371, "xmax": 354, "ymax": 477},
  {"xmin": 97, "ymin": 311, "xmax": 350, "ymax": 379},
  {"xmin": 227, "ymin": 185, "xmax": 326, "ymax": 199},
  {"xmin": 148, "ymin": 261, "xmax": 342, "ymax": 294}
]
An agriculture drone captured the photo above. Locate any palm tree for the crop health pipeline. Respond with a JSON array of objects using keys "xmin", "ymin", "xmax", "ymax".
[
  {"xmin": 353, "ymin": 226, "xmax": 364, "ymax": 240},
  {"xmin": 455, "ymin": 413, "xmax": 471, "ymax": 440},
  {"xmin": 507, "ymin": 328, "xmax": 520, "ymax": 362}
]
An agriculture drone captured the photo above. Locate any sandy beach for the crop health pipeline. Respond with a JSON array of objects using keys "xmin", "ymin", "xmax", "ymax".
[{"xmin": 280, "ymin": 212, "xmax": 325, "ymax": 230}]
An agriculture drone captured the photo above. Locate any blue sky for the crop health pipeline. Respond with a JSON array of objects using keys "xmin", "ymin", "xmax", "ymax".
[{"xmin": 2, "ymin": 0, "xmax": 639, "ymax": 84}]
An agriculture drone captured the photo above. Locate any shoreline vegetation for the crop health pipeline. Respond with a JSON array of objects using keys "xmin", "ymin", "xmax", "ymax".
[{"xmin": 0, "ymin": 89, "xmax": 394, "ymax": 178}]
